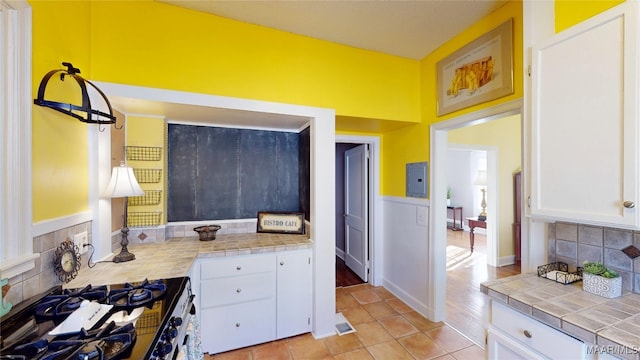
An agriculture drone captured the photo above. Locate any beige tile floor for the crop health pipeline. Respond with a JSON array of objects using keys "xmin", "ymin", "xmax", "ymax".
[{"xmin": 207, "ymin": 284, "xmax": 483, "ymax": 360}]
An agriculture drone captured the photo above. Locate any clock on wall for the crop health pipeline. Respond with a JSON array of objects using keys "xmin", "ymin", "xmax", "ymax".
[{"xmin": 54, "ymin": 239, "xmax": 81, "ymax": 283}]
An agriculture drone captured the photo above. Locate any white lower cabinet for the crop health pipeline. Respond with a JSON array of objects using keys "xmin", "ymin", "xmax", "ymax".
[
  {"xmin": 487, "ymin": 300, "xmax": 588, "ymax": 359},
  {"xmin": 197, "ymin": 249, "xmax": 312, "ymax": 354},
  {"xmin": 276, "ymin": 250, "xmax": 312, "ymax": 339}
]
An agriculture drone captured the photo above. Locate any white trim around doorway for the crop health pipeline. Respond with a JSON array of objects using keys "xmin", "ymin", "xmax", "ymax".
[
  {"xmin": 336, "ymin": 135, "xmax": 382, "ymax": 287},
  {"xmin": 429, "ymin": 99, "xmax": 524, "ymax": 321}
]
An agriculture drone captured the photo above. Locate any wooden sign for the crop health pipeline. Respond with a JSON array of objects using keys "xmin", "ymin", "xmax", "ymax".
[{"xmin": 257, "ymin": 212, "xmax": 305, "ymax": 234}]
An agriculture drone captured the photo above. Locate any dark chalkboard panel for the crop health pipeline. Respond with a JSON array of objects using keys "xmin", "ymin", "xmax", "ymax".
[
  {"xmin": 299, "ymin": 127, "xmax": 310, "ymax": 221},
  {"xmin": 168, "ymin": 124, "xmax": 308, "ymax": 222}
]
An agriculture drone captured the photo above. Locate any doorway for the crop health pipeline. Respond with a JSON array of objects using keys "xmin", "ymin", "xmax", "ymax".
[
  {"xmin": 428, "ymin": 99, "xmax": 524, "ymax": 323},
  {"xmin": 335, "ymin": 135, "xmax": 382, "ymax": 288}
]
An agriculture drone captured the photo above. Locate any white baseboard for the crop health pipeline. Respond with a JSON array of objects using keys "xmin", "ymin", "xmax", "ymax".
[
  {"xmin": 382, "ymin": 279, "xmax": 430, "ymax": 319},
  {"xmin": 498, "ymin": 255, "xmax": 516, "ymax": 267},
  {"xmin": 336, "ymin": 247, "xmax": 345, "ymax": 260}
]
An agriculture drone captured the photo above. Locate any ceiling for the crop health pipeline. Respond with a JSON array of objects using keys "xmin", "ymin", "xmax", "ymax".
[
  {"xmin": 159, "ymin": 0, "xmax": 507, "ymax": 60},
  {"xmin": 110, "ymin": 0, "xmax": 507, "ymax": 130}
]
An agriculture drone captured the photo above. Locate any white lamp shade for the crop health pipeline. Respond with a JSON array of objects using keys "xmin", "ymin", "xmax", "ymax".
[
  {"xmin": 103, "ymin": 164, "xmax": 144, "ymax": 198},
  {"xmin": 474, "ymin": 170, "xmax": 487, "ymax": 186}
]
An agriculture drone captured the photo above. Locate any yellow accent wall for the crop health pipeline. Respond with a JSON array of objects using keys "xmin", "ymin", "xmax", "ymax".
[
  {"xmin": 31, "ymin": 0, "xmax": 91, "ymax": 222},
  {"xmin": 125, "ymin": 116, "xmax": 167, "ymax": 224},
  {"xmin": 448, "ymin": 115, "xmax": 521, "ymax": 257},
  {"xmin": 382, "ymin": 1, "xmax": 523, "ymax": 196},
  {"xmin": 555, "ymin": 0, "xmax": 625, "ymax": 33},
  {"xmin": 30, "ymin": 0, "xmax": 625, "ymax": 222},
  {"xmin": 87, "ymin": 0, "xmax": 420, "ymax": 124}
]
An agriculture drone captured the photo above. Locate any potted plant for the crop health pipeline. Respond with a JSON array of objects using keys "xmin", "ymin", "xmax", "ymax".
[
  {"xmin": 582, "ymin": 261, "xmax": 622, "ymax": 298},
  {"xmin": 446, "ymin": 187, "xmax": 452, "ymax": 206}
]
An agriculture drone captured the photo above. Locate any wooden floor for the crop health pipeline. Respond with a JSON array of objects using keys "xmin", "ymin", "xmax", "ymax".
[
  {"xmin": 336, "ymin": 256, "xmax": 365, "ymax": 287},
  {"xmin": 444, "ymin": 229, "xmax": 520, "ymax": 346}
]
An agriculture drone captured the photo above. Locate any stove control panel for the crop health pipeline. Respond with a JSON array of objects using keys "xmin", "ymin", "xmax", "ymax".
[{"xmin": 150, "ymin": 280, "xmax": 193, "ymax": 360}]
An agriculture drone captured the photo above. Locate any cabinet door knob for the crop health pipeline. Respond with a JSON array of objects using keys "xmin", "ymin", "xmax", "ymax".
[
  {"xmin": 236, "ymin": 288, "xmax": 242, "ymax": 293},
  {"xmin": 235, "ymin": 323, "xmax": 240, "ymax": 327},
  {"xmin": 280, "ymin": 261, "xmax": 285, "ymax": 266},
  {"xmin": 236, "ymin": 266, "xmax": 242, "ymax": 270},
  {"xmin": 523, "ymin": 330, "xmax": 533, "ymax": 338},
  {"xmin": 624, "ymin": 201, "xmax": 635, "ymax": 208}
]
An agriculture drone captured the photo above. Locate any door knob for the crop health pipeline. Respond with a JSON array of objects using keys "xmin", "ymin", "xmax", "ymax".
[{"xmin": 624, "ymin": 201, "xmax": 635, "ymax": 209}]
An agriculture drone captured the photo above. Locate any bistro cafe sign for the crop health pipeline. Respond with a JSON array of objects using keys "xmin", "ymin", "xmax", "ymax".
[{"xmin": 257, "ymin": 212, "xmax": 305, "ymax": 234}]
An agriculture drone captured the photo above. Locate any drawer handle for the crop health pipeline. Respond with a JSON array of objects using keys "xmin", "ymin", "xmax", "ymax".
[
  {"xmin": 523, "ymin": 330, "xmax": 532, "ymax": 338},
  {"xmin": 236, "ymin": 266, "xmax": 242, "ymax": 270},
  {"xmin": 236, "ymin": 323, "xmax": 240, "ymax": 327},
  {"xmin": 236, "ymin": 288, "xmax": 242, "ymax": 293}
]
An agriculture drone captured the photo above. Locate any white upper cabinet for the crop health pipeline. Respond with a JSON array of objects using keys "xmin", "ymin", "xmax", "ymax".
[{"xmin": 530, "ymin": 1, "xmax": 640, "ymax": 228}]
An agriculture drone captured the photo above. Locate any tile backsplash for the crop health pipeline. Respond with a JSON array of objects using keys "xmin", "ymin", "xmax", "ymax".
[
  {"xmin": 5, "ymin": 221, "xmax": 92, "ymax": 307},
  {"xmin": 547, "ymin": 222, "xmax": 640, "ymax": 294}
]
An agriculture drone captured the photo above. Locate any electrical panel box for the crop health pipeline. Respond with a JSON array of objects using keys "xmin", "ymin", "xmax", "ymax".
[{"xmin": 406, "ymin": 162, "xmax": 428, "ymax": 198}]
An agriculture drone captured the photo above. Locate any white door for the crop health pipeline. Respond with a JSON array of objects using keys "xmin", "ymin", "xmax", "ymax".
[{"xmin": 344, "ymin": 145, "xmax": 368, "ymax": 282}]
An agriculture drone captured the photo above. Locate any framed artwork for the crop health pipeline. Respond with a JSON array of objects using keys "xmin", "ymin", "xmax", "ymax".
[
  {"xmin": 257, "ymin": 212, "xmax": 305, "ymax": 234},
  {"xmin": 437, "ymin": 18, "xmax": 514, "ymax": 116}
]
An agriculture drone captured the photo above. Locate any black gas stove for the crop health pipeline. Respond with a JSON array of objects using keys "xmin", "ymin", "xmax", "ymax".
[{"xmin": 0, "ymin": 277, "xmax": 193, "ymax": 360}]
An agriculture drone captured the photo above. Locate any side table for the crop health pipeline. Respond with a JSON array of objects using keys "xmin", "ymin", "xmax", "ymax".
[
  {"xmin": 467, "ymin": 217, "xmax": 486, "ymax": 253},
  {"xmin": 447, "ymin": 206, "xmax": 463, "ymax": 231}
]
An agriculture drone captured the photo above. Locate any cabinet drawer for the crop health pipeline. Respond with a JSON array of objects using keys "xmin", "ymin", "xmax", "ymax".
[
  {"xmin": 200, "ymin": 254, "xmax": 274, "ymax": 279},
  {"xmin": 201, "ymin": 299, "xmax": 276, "ymax": 354},
  {"xmin": 201, "ymin": 272, "xmax": 275, "ymax": 308},
  {"xmin": 491, "ymin": 301, "xmax": 584, "ymax": 359}
]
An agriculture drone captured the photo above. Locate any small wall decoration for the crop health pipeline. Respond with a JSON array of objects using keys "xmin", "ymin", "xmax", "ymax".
[
  {"xmin": 437, "ymin": 18, "xmax": 514, "ymax": 116},
  {"xmin": 257, "ymin": 212, "xmax": 305, "ymax": 234}
]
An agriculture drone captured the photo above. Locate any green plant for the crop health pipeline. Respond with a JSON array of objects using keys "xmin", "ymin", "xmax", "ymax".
[
  {"xmin": 446, "ymin": 187, "xmax": 452, "ymax": 199},
  {"xmin": 582, "ymin": 261, "xmax": 619, "ymax": 278}
]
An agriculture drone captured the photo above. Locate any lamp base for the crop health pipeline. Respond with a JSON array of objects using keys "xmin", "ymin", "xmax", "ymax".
[{"xmin": 113, "ymin": 248, "xmax": 136, "ymax": 263}]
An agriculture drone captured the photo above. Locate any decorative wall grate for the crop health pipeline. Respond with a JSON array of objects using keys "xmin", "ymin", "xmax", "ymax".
[
  {"xmin": 125, "ymin": 146, "xmax": 162, "ymax": 161},
  {"xmin": 133, "ymin": 168, "xmax": 162, "ymax": 183},
  {"xmin": 127, "ymin": 211, "xmax": 162, "ymax": 227},
  {"xmin": 128, "ymin": 190, "xmax": 162, "ymax": 206}
]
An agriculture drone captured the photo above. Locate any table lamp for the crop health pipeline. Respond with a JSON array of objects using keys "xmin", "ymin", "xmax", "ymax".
[
  {"xmin": 474, "ymin": 170, "xmax": 487, "ymax": 221},
  {"xmin": 103, "ymin": 161, "xmax": 144, "ymax": 262}
]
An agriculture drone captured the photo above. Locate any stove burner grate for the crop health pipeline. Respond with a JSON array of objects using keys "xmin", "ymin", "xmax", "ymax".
[
  {"xmin": 34, "ymin": 285, "xmax": 108, "ymax": 321},
  {"xmin": 1, "ymin": 322, "xmax": 137, "ymax": 360},
  {"xmin": 108, "ymin": 279, "xmax": 166, "ymax": 310}
]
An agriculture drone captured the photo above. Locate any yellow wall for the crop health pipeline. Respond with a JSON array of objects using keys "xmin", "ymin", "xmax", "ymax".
[
  {"xmin": 448, "ymin": 115, "xmax": 521, "ymax": 257},
  {"xmin": 30, "ymin": 0, "xmax": 624, "ymax": 222},
  {"xmin": 382, "ymin": 1, "xmax": 523, "ymax": 196},
  {"xmin": 125, "ymin": 116, "xmax": 167, "ymax": 224},
  {"xmin": 31, "ymin": 0, "xmax": 92, "ymax": 221},
  {"xmin": 555, "ymin": 0, "xmax": 625, "ymax": 33},
  {"xmin": 88, "ymin": 0, "xmax": 420, "ymax": 124}
]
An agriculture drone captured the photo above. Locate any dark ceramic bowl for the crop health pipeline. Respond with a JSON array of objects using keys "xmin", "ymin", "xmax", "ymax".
[{"xmin": 193, "ymin": 225, "xmax": 222, "ymax": 241}]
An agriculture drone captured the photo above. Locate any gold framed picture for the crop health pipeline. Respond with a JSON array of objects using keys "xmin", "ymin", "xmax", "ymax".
[{"xmin": 437, "ymin": 19, "xmax": 514, "ymax": 116}]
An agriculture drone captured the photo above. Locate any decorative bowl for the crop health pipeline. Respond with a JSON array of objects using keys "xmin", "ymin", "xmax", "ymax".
[{"xmin": 193, "ymin": 225, "xmax": 222, "ymax": 241}]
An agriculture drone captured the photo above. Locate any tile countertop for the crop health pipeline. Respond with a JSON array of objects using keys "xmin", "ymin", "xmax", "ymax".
[
  {"xmin": 481, "ymin": 274, "xmax": 640, "ymax": 359},
  {"xmin": 64, "ymin": 233, "xmax": 312, "ymax": 289}
]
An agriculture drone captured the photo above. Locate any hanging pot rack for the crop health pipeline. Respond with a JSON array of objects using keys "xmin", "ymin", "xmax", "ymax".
[{"xmin": 33, "ymin": 62, "xmax": 118, "ymax": 129}]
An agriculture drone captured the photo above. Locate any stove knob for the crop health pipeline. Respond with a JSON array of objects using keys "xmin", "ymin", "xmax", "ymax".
[
  {"xmin": 153, "ymin": 342, "xmax": 171, "ymax": 358},
  {"xmin": 171, "ymin": 316, "xmax": 183, "ymax": 327},
  {"xmin": 165, "ymin": 326, "xmax": 178, "ymax": 339},
  {"xmin": 163, "ymin": 341, "xmax": 173, "ymax": 355}
]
